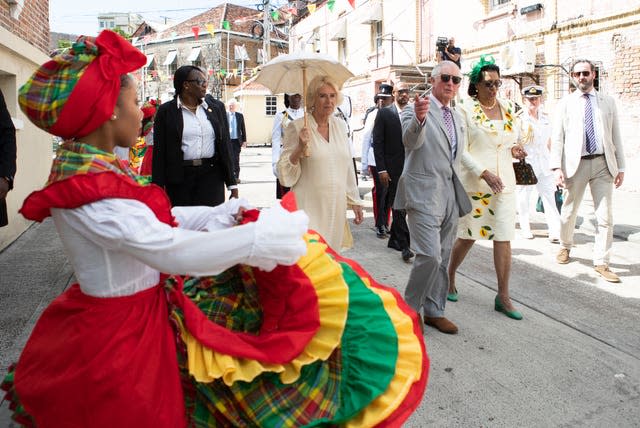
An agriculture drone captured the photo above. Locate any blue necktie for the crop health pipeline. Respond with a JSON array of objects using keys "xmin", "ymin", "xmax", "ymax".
[{"xmin": 584, "ymin": 94, "xmax": 596, "ymax": 154}]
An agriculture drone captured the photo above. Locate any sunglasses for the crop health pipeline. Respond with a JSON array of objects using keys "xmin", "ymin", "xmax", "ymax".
[
  {"xmin": 186, "ymin": 78, "xmax": 208, "ymax": 86},
  {"xmin": 438, "ymin": 74, "xmax": 462, "ymax": 84},
  {"xmin": 572, "ymin": 71, "xmax": 591, "ymax": 77},
  {"xmin": 482, "ymin": 80, "xmax": 502, "ymax": 88}
]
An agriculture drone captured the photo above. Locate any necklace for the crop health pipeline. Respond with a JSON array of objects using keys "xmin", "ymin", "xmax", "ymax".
[{"xmin": 478, "ymin": 99, "xmax": 497, "ymax": 110}]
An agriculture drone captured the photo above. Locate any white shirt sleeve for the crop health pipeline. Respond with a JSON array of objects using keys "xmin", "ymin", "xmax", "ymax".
[
  {"xmin": 271, "ymin": 112, "xmax": 284, "ymax": 177},
  {"xmin": 171, "ymin": 198, "xmax": 252, "ymax": 231},
  {"xmin": 58, "ymin": 198, "xmax": 307, "ymax": 276}
]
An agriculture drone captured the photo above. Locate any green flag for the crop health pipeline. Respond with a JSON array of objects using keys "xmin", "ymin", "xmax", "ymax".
[
  {"xmin": 270, "ymin": 10, "xmax": 279, "ymax": 20},
  {"xmin": 222, "ymin": 20, "xmax": 230, "ymax": 30},
  {"xmin": 327, "ymin": 0, "xmax": 335, "ymax": 11}
]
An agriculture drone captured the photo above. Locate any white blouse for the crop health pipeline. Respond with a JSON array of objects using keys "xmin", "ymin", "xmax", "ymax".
[{"xmin": 51, "ymin": 198, "xmax": 308, "ymax": 297}]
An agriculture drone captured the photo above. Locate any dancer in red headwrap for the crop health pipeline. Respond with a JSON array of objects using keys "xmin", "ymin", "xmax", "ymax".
[{"xmin": 2, "ymin": 30, "xmax": 428, "ymax": 428}]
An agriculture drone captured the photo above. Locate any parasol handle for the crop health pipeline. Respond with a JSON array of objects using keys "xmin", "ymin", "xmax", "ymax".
[{"xmin": 302, "ymin": 66, "xmax": 310, "ymax": 157}]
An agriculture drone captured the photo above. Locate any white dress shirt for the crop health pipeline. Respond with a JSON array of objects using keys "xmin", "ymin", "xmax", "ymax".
[{"xmin": 177, "ymin": 96, "xmax": 215, "ymax": 161}]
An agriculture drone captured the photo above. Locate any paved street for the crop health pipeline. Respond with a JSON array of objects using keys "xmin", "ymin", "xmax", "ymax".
[{"xmin": 1, "ymin": 147, "xmax": 639, "ymax": 427}]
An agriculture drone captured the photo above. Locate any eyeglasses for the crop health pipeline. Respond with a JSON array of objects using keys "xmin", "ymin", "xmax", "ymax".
[
  {"xmin": 482, "ymin": 80, "xmax": 502, "ymax": 88},
  {"xmin": 438, "ymin": 74, "xmax": 462, "ymax": 84},
  {"xmin": 186, "ymin": 78, "xmax": 208, "ymax": 86},
  {"xmin": 572, "ymin": 71, "xmax": 591, "ymax": 77}
]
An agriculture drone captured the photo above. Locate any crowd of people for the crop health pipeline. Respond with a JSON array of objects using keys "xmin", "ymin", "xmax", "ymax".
[
  {"xmin": 1, "ymin": 30, "xmax": 428, "ymax": 427},
  {"xmin": 0, "ymin": 27, "xmax": 627, "ymax": 426}
]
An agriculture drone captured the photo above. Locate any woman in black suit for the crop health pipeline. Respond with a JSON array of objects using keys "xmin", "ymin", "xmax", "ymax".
[{"xmin": 152, "ymin": 65, "xmax": 237, "ymax": 206}]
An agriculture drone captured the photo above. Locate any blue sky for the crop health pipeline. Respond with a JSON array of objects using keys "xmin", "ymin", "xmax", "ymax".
[{"xmin": 49, "ymin": 0, "xmax": 283, "ymax": 36}]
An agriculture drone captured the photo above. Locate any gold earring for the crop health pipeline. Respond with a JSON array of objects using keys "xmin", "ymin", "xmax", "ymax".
[{"xmin": 111, "ymin": 114, "xmax": 117, "ymax": 120}]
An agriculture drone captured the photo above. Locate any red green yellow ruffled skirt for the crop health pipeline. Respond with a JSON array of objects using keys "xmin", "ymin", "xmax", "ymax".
[{"xmin": 2, "ymin": 188, "xmax": 428, "ymax": 427}]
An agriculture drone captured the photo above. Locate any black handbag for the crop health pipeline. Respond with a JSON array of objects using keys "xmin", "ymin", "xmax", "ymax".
[{"xmin": 513, "ymin": 159, "xmax": 538, "ymax": 185}]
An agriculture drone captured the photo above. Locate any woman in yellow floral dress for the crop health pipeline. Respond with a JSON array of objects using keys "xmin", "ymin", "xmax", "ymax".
[{"xmin": 447, "ymin": 56, "xmax": 527, "ymax": 320}]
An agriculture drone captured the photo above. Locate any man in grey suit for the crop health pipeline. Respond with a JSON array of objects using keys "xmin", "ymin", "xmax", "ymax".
[
  {"xmin": 396, "ymin": 61, "xmax": 471, "ymax": 334},
  {"xmin": 550, "ymin": 59, "xmax": 625, "ymax": 282}
]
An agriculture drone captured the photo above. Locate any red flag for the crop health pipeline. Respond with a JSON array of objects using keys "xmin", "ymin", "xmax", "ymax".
[
  {"xmin": 192, "ymin": 26, "xmax": 200, "ymax": 39},
  {"xmin": 348, "ymin": 0, "xmax": 356, "ymax": 8}
]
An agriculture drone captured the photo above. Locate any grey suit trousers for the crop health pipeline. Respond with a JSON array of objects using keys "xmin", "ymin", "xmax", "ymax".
[{"xmin": 404, "ymin": 192, "xmax": 457, "ymax": 317}]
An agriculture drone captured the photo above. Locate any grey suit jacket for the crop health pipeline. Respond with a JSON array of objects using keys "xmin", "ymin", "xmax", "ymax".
[{"xmin": 395, "ymin": 98, "xmax": 471, "ymax": 218}]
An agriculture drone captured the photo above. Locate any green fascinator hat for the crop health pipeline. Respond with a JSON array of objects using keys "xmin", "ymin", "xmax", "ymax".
[{"xmin": 469, "ymin": 54, "xmax": 496, "ymax": 84}]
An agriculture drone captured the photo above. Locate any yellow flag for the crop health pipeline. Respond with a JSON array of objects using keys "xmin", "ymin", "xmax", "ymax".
[
  {"xmin": 308, "ymin": 4, "xmax": 316, "ymax": 13},
  {"xmin": 206, "ymin": 23, "xmax": 215, "ymax": 37}
]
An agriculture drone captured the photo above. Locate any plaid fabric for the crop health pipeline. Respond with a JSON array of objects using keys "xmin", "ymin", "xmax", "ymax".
[
  {"xmin": 18, "ymin": 36, "xmax": 98, "ymax": 132},
  {"xmin": 47, "ymin": 141, "xmax": 149, "ymax": 186},
  {"xmin": 193, "ymin": 351, "xmax": 341, "ymax": 428},
  {"xmin": 169, "ymin": 257, "xmax": 400, "ymax": 427},
  {"xmin": 128, "ymin": 137, "xmax": 147, "ymax": 174}
]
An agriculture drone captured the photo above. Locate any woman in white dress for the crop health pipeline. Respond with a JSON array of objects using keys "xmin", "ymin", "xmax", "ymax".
[
  {"xmin": 447, "ymin": 56, "xmax": 527, "ymax": 320},
  {"xmin": 278, "ymin": 75, "xmax": 364, "ymax": 250}
]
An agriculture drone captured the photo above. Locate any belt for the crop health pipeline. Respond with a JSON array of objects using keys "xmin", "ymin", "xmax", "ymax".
[
  {"xmin": 581, "ymin": 154, "xmax": 603, "ymax": 160},
  {"xmin": 183, "ymin": 157, "xmax": 214, "ymax": 167}
]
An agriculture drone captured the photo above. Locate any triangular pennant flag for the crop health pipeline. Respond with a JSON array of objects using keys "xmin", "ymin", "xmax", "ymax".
[
  {"xmin": 308, "ymin": 4, "xmax": 316, "ymax": 13},
  {"xmin": 222, "ymin": 20, "xmax": 231, "ymax": 30},
  {"xmin": 287, "ymin": 6, "xmax": 298, "ymax": 16},
  {"xmin": 271, "ymin": 10, "xmax": 279, "ymax": 20},
  {"xmin": 205, "ymin": 23, "xmax": 215, "ymax": 37},
  {"xmin": 348, "ymin": 0, "xmax": 356, "ymax": 8},
  {"xmin": 327, "ymin": 0, "xmax": 335, "ymax": 11},
  {"xmin": 192, "ymin": 26, "xmax": 200, "ymax": 40}
]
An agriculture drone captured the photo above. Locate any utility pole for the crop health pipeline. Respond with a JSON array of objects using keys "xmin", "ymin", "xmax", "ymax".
[{"xmin": 262, "ymin": 0, "xmax": 271, "ymax": 62}]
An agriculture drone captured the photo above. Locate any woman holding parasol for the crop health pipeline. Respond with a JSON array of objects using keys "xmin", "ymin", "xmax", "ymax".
[{"xmin": 277, "ymin": 75, "xmax": 364, "ymax": 250}]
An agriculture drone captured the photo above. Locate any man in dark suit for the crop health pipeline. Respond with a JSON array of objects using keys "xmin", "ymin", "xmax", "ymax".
[
  {"xmin": 227, "ymin": 99, "xmax": 246, "ymax": 183},
  {"xmin": 0, "ymin": 89, "xmax": 16, "ymax": 228},
  {"xmin": 152, "ymin": 66, "xmax": 237, "ymax": 207},
  {"xmin": 373, "ymin": 82, "xmax": 413, "ymax": 262}
]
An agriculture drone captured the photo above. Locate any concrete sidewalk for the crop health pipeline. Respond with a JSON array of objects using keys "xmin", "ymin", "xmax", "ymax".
[{"xmin": 1, "ymin": 147, "xmax": 639, "ymax": 427}]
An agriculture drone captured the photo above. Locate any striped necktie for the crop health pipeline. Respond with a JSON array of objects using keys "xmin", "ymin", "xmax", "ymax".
[
  {"xmin": 583, "ymin": 94, "xmax": 596, "ymax": 154},
  {"xmin": 441, "ymin": 106, "xmax": 457, "ymax": 160}
]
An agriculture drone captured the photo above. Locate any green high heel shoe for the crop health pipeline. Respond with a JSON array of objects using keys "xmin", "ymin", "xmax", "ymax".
[
  {"xmin": 447, "ymin": 291, "xmax": 458, "ymax": 302},
  {"xmin": 494, "ymin": 296, "xmax": 523, "ymax": 320}
]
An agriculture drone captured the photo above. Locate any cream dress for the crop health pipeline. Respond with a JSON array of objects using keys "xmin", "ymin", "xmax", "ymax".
[
  {"xmin": 457, "ymin": 98, "xmax": 520, "ymax": 241},
  {"xmin": 278, "ymin": 115, "xmax": 363, "ymax": 250}
]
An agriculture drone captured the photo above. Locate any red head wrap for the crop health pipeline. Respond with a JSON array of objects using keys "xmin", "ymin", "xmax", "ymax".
[{"xmin": 19, "ymin": 30, "xmax": 146, "ymax": 139}]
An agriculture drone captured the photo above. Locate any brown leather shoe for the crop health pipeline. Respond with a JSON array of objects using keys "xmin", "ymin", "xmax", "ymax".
[
  {"xmin": 423, "ymin": 316, "xmax": 458, "ymax": 334},
  {"xmin": 556, "ymin": 248, "xmax": 570, "ymax": 264},
  {"xmin": 594, "ymin": 265, "xmax": 620, "ymax": 283}
]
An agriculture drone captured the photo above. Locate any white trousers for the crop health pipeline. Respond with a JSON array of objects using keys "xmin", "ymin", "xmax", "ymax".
[
  {"xmin": 516, "ymin": 171, "xmax": 561, "ymax": 239},
  {"xmin": 560, "ymin": 156, "xmax": 614, "ymax": 265}
]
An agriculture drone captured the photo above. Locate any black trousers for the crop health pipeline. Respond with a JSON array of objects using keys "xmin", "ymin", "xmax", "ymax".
[
  {"xmin": 230, "ymin": 138, "xmax": 241, "ymax": 180},
  {"xmin": 370, "ymin": 166, "xmax": 390, "ymax": 228},
  {"xmin": 385, "ymin": 176, "xmax": 410, "ymax": 251},
  {"xmin": 165, "ymin": 164, "xmax": 225, "ymax": 207}
]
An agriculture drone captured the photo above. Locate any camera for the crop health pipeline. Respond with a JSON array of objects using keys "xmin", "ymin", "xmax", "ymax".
[{"xmin": 436, "ymin": 36, "xmax": 448, "ymax": 51}]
